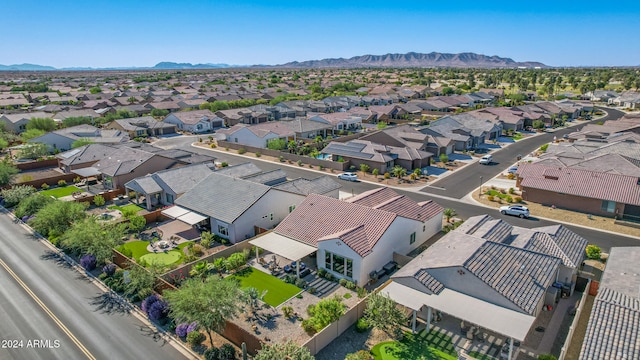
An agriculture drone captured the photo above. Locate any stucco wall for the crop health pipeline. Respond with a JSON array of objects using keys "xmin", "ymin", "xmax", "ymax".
[{"xmin": 522, "ymin": 187, "xmax": 624, "ymax": 218}]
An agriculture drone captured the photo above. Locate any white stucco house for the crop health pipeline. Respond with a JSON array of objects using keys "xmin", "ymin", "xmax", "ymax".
[
  {"xmin": 163, "ymin": 109, "xmax": 223, "ymax": 133},
  {"xmin": 251, "ymin": 187, "xmax": 443, "ymax": 286},
  {"xmin": 216, "ymin": 122, "xmax": 295, "ymax": 148}
]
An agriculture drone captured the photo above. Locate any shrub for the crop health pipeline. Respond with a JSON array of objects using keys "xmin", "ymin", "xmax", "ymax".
[
  {"xmin": 297, "ymin": 160, "xmax": 303, "ymax": 167},
  {"xmin": 204, "ymin": 348, "xmax": 220, "ymax": 360},
  {"xmin": 324, "ymin": 272, "xmax": 334, "ymax": 281},
  {"xmin": 210, "ymin": 143, "xmax": 217, "ymax": 148},
  {"xmin": 317, "ymin": 267, "xmax": 326, "ymax": 277},
  {"xmin": 507, "ymin": 173, "xmax": 516, "ymax": 180},
  {"xmin": 383, "ymin": 172, "xmax": 390, "ymax": 180},
  {"xmin": 93, "ymin": 194, "xmax": 105, "ymax": 207},
  {"xmin": 540, "ymin": 144, "xmax": 549, "ymax": 152},
  {"xmin": 339, "ymin": 278, "xmax": 347, "ymax": 286},
  {"xmin": 224, "ymin": 147, "xmax": 229, "ymax": 151},
  {"xmin": 237, "ymin": 148, "xmax": 247, "ymax": 154},
  {"xmin": 148, "ymin": 299, "xmax": 169, "ymax": 321},
  {"xmin": 514, "ymin": 196, "xmax": 522, "ymax": 203},
  {"xmin": 218, "ymin": 344, "xmax": 236, "ymax": 360},
  {"xmin": 509, "ymin": 187, "xmax": 515, "ymax": 194},
  {"xmin": 345, "ymin": 281, "xmax": 356, "ymax": 290},
  {"xmin": 308, "ymin": 287, "xmax": 317, "ymax": 295},
  {"xmin": 220, "ymin": 162, "xmax": 229, "ymax": 167},
  {"xmin": 41, "ymin": 183, "xmax": 50, "ymax": 190},
  {"xmin": 102, "ymin": 263, "xmax": 117, "ymax": 276},
  {"xmin": 283, "ymin": 274, "xmax": 296, "ymax": 284},
  {"xmin": 186, "ymin": 331, "xmax": 205, "ymax": 347},
  {"xmin": 301, "ymin": 319, "xmax": 317, "ymax": 334},
  {"xmin": 255, "ymin": 152, "xmax": 261, "ymax": 157},
  {"xmin": 80, "ymin": 254, "xmax": 97, "ymax": 271},
  {"xmin": 282, "ymin": 305, "xmax": 295, "ymax": 319},
  {"xmin": 355, "ymin": 318, "xmax": 370, "ymax": 333},
  {"xmin": 186, "ymin": 321, "xmax": 199, "ymax": 334},
  {"xmin": 20, "ymin": 174, "xmax": 33, "ymax": 182},
  {"xmin": 141, "ymin": 294, "xmax": 160, "ymax": 314},
  {"xmin": 57, "ymin": 179, "xmax": 67, "ymax": 186},
  {"xmin": 175, "ymin": 322, "xmax": 190, "ymax": 338},
  {"xmin": 295, "ymin": 278, "xmax": 307, "ymax": 289},
  {"xmin": 505, "ymin": 196, "xmax": 513, "ymax": 203},
  {"xmin": 1, "ymin": 185, "xmax": 37, "ymax": 207},
  {"xmin": 586, "ymin": 245, "xmax": 601, "ymax": 260},
  {"xmin": 537, "ymin": 355, "xmax": 557, "ymax": 360},
  {"xmin": 346, "ymin": 350, "xmax": 373, "ymax": 360},
  {"xmin": 487, "ymin": 195, "xmax": 495, "ymax": 202},
  {"xmin": 278, "ymin": 155, "xmax": 285, "ymax": 162},
  {"xmin": 357, "ymin": 287, "xmax": 367, "ymax": 298}
]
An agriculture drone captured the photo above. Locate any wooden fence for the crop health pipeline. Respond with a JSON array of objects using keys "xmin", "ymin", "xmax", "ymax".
[
  {"xmin": 111, "ymin": 249, "xmax": 177, "ymax": 295},
  {"xmin": 15, "ymin": 158, "xmax": 59, "ymax": 171}
]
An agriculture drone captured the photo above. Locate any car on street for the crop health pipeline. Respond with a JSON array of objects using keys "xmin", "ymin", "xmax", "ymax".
[
  {"xmin": 507, "ymin": 165, "xmax": 519, "ymax": 174},
  {"xmin": 337, "ymin": 172, "xmax": 358, "ymax": 181},
  {"xmin": 479, "ymin": 155, "xmax": 493, "ymax": 165},
  {"xmin": 500, "ymin": 205, "xmax": 530, "ymax": 218}
]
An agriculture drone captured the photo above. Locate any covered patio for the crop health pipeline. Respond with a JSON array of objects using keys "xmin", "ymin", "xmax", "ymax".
[
  {"xmin": 382, "ymin": 282, "xmax": 536, "ymax": 360},
  {"xmin": 249, "ymin": 231, "xmax": 317, "ymax": 279},
  {"xmin": 161, "ymin": 205, "xmax": 208, "ymax": 227}
]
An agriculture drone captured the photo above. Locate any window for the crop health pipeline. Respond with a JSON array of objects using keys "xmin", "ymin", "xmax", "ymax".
[
  {"xmin": 217, "ymin": 225, "xmax": 228, "ymax": 236},
  {"xmin": 288, "ymin": 205, "xmax": 296, "ymax": 213},
  {"xmin": 423, "ymin": 225, "xmax": 426, "ymax": 232},
  {"xmin": 346, "ymin": 259, "xmax": 353, "ymax": 278},
  {"xmin": 410, "ymin": 232, "xmax": 416, "ymax": 245},
  {"xmin": 333, "ymin": 254, "xmax": 345, "ymax": 274},
  {"xmin": 166, "ymin": 193, "xmax": 174, "ymax": 204},
  {"xmin": 601, "ymin": 200, "xmax": 616, "ymax": 213},
  {"xmin": 325, "ymin": 251, "xmax": 332, "ymax": 269},
  {"xmin": 325, "ymin": 251, "xmax": 353, "ymax": 279}
]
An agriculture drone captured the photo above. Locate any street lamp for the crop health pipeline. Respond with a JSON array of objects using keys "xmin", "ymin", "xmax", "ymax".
[{"xmin": 479, "ymin": 176, "xmax": 483, "ymax": 197}]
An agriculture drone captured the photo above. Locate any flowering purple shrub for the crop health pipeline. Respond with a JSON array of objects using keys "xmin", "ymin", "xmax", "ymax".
[
  {"xmin": 141, "ymin": 294, "xmax": 160, "ymax": 314},
  {"xmin": 148, "ymin": 300, "xmax": 169, "ymax": 321},
  {"xmin": 175, "ymin": 323, "xmax": 189, "ymax": 338},
  {"xmin": 102, "ymin": 263, "xmax": 117, "ymax": 276},
  {"xmin": 80, "ymin": 254, "xmax": 97, "ymax": 271},
  {"xmin": 186, "ymin": 321, "xmax": 199, "ymax": 334}
]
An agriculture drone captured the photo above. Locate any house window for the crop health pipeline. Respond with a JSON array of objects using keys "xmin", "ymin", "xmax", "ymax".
[
  {"xmin": 166, "ymin": 193, "xmax": 174, "ymax": 204},
  {"xmin": 325, "ymin": 251, "xmax": 353, "ymax": 279},
  {"xmin": 332, "ymin": 254, "xmax": 345, "ymax": 274},
  {"xmin": 410, "ymin": 232, "xmax": 416, "ymax": 245},
  {"xmin": 288, "ymin": 205, "xmax": 296, "ymax": 213},
  {"xmin": 325, "ymin": 251, "xmax": 332, "ymax": 269},
  {"xmin": 346, "ymin": 259, "xmax": 353, "ymax": 278},
  {"xmin": 601, "ymin": 200, "xmax": 616, "ymax": 213},
  {"xmin": 217, "ymin": 225, "xmax": 229, "ymax": 236},
  {"xmin": 234, "ymin": 138, "xmax": 238, "ymax": 143}
]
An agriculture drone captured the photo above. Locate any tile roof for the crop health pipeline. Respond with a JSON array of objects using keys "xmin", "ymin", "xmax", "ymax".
[
  {"xmin": 93, "ymin": 146, "xmax": 156, "ymax": 176},
  {"xmin": 518, "ymin": 163, "xmax": 640, "ymax": 206},
  {"xmin": 125, "ymin": 163, "xmax": 215, "ymax": 195},
  {"xmin": 347, "ymin": 187, "xmax": 443, "ymax": 222},
  {"xmin": 272, "ymin": 176, "xmax": 341, "ymax": 196},
  {"xmin": 530, "ymin": 225, "xmax": 588, "ymax": 269},
  {"xmin": 274, "ymin": 193, "xmax": 397, "ymax": 257},
  {"xmin": 167, "ymin": 109, "xmax": 216, "ymax": 125}
]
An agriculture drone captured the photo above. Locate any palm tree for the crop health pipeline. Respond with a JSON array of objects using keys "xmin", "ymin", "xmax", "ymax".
[
  {"xmin": 443, "ymin": 208, "xmax": 456, "ymax": 223},
  {"xmin": 189, "ymin": 261, "xmax": 213, "ymax": 281},
  {"xmin": 392, "ymin": 166, "xmax": 407, "ymax": 183},
  {"xmin": 360, "ymin": 163, "xmax": 370, "ymax": 176}
]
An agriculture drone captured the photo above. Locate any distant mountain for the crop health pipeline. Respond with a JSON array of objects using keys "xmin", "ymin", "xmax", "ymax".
[
  {"xmin": 153, "ymin": 62, "xmax": 232, "ymax": 69},
  {"xmin": 274, "ymin": 52, "xmax": 547, "ymax": 69},
  {"xmin": 0, "ymin": 63, "xmax": 57, "ymax": 71}
]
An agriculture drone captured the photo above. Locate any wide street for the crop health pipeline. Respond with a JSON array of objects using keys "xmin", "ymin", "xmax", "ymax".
[
  {"xmin": 0, "ymin": 211, "xmax": 192, "ymax": 360},
  {"xmin": 156, "ymin": 107, "xmax": 638, "ymax": 250}
]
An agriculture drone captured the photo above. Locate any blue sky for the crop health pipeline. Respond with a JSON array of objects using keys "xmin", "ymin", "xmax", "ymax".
[{"xmin": 2, "ymin": 0, "xmax": 639, "ymax": 67}]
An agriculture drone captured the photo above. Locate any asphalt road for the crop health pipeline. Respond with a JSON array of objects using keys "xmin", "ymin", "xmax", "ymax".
[
  {"xmin": 155, "ymin": 109, "xmax": 639, "ymax": 252},
  {"xmin": 420, "ymin": 107, "xmax": 626, "ymax": 199},
  {"xmin": 0, "ymin": 212, "xmax": 193, "ymax": 360}
]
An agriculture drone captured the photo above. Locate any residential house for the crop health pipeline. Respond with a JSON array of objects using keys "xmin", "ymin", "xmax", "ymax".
[
  {"xmin": 217, "ymin": 118, "xmax": 333, "ymax": 148},
  {"xmin": 29, "ymin": 124, "xmax": 128, "ymax": 152},
  {"xmin": 383, "ymin": 214, "xmax": 586, "ymax": 351},
  {"xmin": 579, "ymin": 247, "xmax": 640, "ymax": 360},
  {"xmin": 470, "ymin": 108, "xmax": 526, "ymax": 132},
  {"xmin": 173, "ymin": 171, "xmax": 340, "ymax": 242},
  {"xmin": 360, "ymin": 125, "xmax": 454, "ymax": 156},
  {"xmin": 308, "ymin": 113, "xmax": 363, "ymax": 132},
  {"xmin": 0, "ymin": 111, "xmax": 49, "ymax": 133},
  {"xmin": 163, "ymin": 109, "xmax": 222, "ymax": 133},
  {"xmin": 368, "ymin": 105, "xmax": 407, "ymax": 122},
  {"xmin": 321, "ymin": 139, "xmax": 432, "ymax": 172},
  {"xmin": 610, "ymin": 91, "xmax": 640, "ymax": 109},
  {"xmin": 104, "ymin": 116, "xmax": 176, "ymax": 138},
  {"xmin": 425, "ymin": 113, "xmax": 502, "ymax": 150},
  {"xmin": 251, "ymin": 188, "xmax": 443, "ymax": 286}
]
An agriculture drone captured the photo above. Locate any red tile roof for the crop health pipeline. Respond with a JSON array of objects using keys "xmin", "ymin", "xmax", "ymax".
[
  {"xmin": 519, "ymin": 163, "xmax": 640, "ymax": 206},
  {"xmin": 347, "ymin": 188, "xmax": 443, "ymax": 221}
]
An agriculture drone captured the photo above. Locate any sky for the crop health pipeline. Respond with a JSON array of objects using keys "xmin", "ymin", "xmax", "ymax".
[{"xmin": 2, "ymin": 0, "xmax": 639, "ymax": 68}]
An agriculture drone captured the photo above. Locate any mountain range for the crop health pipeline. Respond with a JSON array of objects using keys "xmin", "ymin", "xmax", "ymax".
[{"xmin": 0, "ymin": 52, "xmax": 547, "ymax": 71}]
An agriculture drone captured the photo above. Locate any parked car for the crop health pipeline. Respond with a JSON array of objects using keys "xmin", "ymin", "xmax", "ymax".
[
  {"xmin": 500, "ymin": 205, "xmax": 530, "ymax": 218},
  {"xmin": 479, "ymin": 155, "xmax": 493, "ymax": 165},
  {"xmin": 337, "ymin": 172, "xmax": 358, "ymax": 181},
  {"xmin": 507, "ymin": 165, "xmax": 519, "ymax": 174}
]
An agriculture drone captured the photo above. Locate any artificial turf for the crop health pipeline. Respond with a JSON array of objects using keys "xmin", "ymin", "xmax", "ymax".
[
  {"xmin": 108, "ymin": 203, "xmax": 144, "ymax": 214},
  {"xmin": 117, "ymin": 240, "xmax": 193, "ymax": 266},
  {"xmin": 40, "ymin": 185, "xmax": 84, "ymax": 198},
  {"xmin": 226, "ymin": 267, "xmax": 301, "ymax": 307},
  {"xmin": 370, "ymin": 329, "xmax": 458, "ymax": 360}
]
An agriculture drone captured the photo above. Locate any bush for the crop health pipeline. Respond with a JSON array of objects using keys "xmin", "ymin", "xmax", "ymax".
[
  {"xmin": 80, "ymin": 254, "xmax": 97, "ymax": 271},
  {"xmin": 514, "ymin": 196, "xmax": 522, "ymax": 203},
  {"xmin": 507, "ymin": 173, "xmax": 516, "ymax": 180},
  {"xmin": 57, "ymin": 180, "xmax": 67, "ymax": 186},
  {"xmin": 282, "ymin": 305, "xmax": 295, "ymax": 319},
  {"xmin": 324, "ymin": 272, "xmax": 334, "ymax": 281},
  {"xmin": 186, "ymin": 331, "xmax": 205, "ymax": 347},
  {"xmin": 220, "ymin": 162, "xmax": 229, "ymax": 167},
  {"xmin": 204, "ymin": 348, "xmax": 220, "ymax": 360},
  {"xmin": 218, "ymin": 344, "xmax": 236, "ymax": 360},
  {"xmin": 255, "ymin": 152, "xmax": 261, "ymax": 157},
  {"xmin": 297, "ymin": 160, "xmax": 303, "ymax": 167},
  {"xmin": 339, "ymin": 278, "xmax": 347, "ymax": 286},
  {"xmin": 537, "ymin": 355, "xmax": 557, "ymax": 360},
  {"xmin": 487, "ymin": 195, "xmax": 495, "ymax": 202},
  {"xmin": 509, "ymin": 187, "xmax": 515, "ymax": 194},
  {"xmin": 345, "ymin": 281, "xmax": 356, "ymax": 290},
  {"xmin": 301, "ymin": 319, "xmax": 317, "ymax": 334},
  {"xmin": 540, "ymin": 143, "xmax": 549, "ymax": 152},
  {"xmin": 148, "ymin": 299, "xmax": 169, "ymax": 321},
  {"xmin": 355, "ymin": 318, "xmax": 370, "ymax": 333},
  {"xmin": 141, "ymin": 294, "xmax": 160, "ymax": 314},
  {"xmin": 295, "ymin": 278, "xmax": 307, "ymax": 289},
  {"xmin": 210, "ymin": 143, "xmax": 217, "ymax": 148},
  {"xmin": 586, "ymin": 245, "xmax": 601, "ymax": 260},
  {"xmin": 175, "ymin": 322, "xmax": 189, "ymax": 338},
  {"xmin": 237, "ymin": 148, "xmax": 247, "ymax": 155},
  {"xmin": 383, "ymin": 172, "xmax": 390, "ymax": 180},
  {"xmin": 283, "ymin": 274, "xmax": 296, "ymax": 284},
  {"xmin": 93, "ymin": 194, "xmax": 105, "ymax": 207},
  {"xmin": 317, "ymin": 267, "xmax": 326, "ymax": 277},
  {"xmin": 346, "ymin": 350, "xmax": 373, "ymax": 360},
  {"xmin": 1, "ymin": 185, "xmax": 37, "ymax": 207},
  {"xmin": 308, "ymin": 287, "xmax": 316, "ymax": 295},
  {"xmin": 357, "ymin": 287, "xmax": 367, "ymax": 298},
  {"xmin": 186, "ymin": 321, "xmax": 199, "ymax": 334},
  {"xmin": 102, "ymin": 263, "xmax": 117, "ymax": 276},
  {"xmin": 41, "ymin": 183, "xmax": 50, "ymax": 190},
  {"xmin": 278, "ymin": 155, "xmax": 285, "ymax": 162}
]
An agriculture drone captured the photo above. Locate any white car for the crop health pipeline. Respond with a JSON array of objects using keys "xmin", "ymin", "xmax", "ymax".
[
  {"xmin": 507, "ymin": 165, "xmax": 519, "ymax": 174},
  {"xmin": 479, "ymin": 155, "xmax": 493, "ymax": 165},
  {"xmin": 337, "ymin": 172, "xmax": 358, "ymax": 181},
  {"xmin": 500, "ymin": 205, "xmax": 530, "ymax": 218}
]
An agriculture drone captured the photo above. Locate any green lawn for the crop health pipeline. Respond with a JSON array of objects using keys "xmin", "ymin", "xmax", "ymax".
[
  {"xmin": 116, "ymin": 240, "xmax": 193, "ymax": 266},
  {"xmin": 40, "ymin": 185, "xmax": 84, "ymax": 198},
  {"xmin": 371, "ymin": 329, "xmax": 458, "ymax": 360},
  {"xmin": 226, "ymin": 267, "xmax": 301, "ymax": 307},
  {"xmin": 108, "ymin": 203, "xmax": 144, "ymax": 214}
]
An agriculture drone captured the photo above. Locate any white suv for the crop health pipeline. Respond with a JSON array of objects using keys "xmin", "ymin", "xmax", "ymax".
[
  {"xmin": 479, "ymin": 155, "xmax": 493, "ymax": 165},
  {"xmin": 500, "ymin": 205, "xmax": 530, "ymax": 218}
]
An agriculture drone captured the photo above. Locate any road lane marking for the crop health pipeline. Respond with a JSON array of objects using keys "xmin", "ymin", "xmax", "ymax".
[{"xmin": 0, "ymin": 258, "xmax": 96, "ymax": 360}]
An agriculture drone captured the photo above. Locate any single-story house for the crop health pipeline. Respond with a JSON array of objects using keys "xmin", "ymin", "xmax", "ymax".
[
  {"xmin": 0, "ymin": 111, "xmax": 49, "ymax": 133},
  {"xmin": 321, "ymin": 139, "xmax": 432, "ymax": 173},
  {"xmin": 29, "ymin": 124, "xmax": 128, "ymax": 152},
  {"xmin": 163, "ymin": 109, "xmax": 223, "ymax": 133},
  {"xmin": 104, "ymin": 116, "xmax": 177, "ymax": 138},
  {"xmin": 308, "ymin": 113, "xmax": 363, "ymax": 132}
]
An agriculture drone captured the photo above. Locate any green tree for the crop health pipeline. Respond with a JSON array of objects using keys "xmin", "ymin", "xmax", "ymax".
[
  {"xmin": 128, "ymin": 215, "xmax": 146, "ymax": 233},
  {"xmin": 585, "ymin": 245, "xmax": 601, "ymax": 260},
  {"xmin": 189, "ymin": 261, "xmax": 213, "ymax": 281},
  {"xmin": 62, "ymin": 116, "xmax": 93, "ymax": 128},
  {"xmin": 17, "ymin": 143, "xmax": 49, "ymax": 159},
  {"xmin": 533, "ymin": 120, "xmax": 545, "ymax": 129},
  {"xmin": 391, "ymin": 166, "xmax": 407, "ymax": 181},
  {"xmin": 150, "ymin": 109, "xmax": 169, "ymax": 118},
  {"xmin": 304, "ymin": 295, "xmax": 346, "ymax": 333},
  {"xmin": 443, "ymin": 208, "xmax": 456, "ymax": 223},
  {"xmin": 372, "ymin": 168, "xmax": 379, "ymax": 178},
  {"xmin": 439, "ymin": 153, "xmax": 449, "ymax": 163},
  {"xmin": 59, "ymin": 217, "xmax": 127, "ymax": 265},
  {"xmin": 0, "ymin": 160, "xmax": 19, "ymax": 187},
  {"xmin": 164, "ymin": 277, "xmax": 244, "ymax": 344},
  {"xmin": 89, "ymin": 86, "xmax": 101, "ymax": 94},
  {"xmin": 266, "ymin": 138, "xmax": 287, "ymax": 151},
  {"xmin": 72, "ymin": 139, "xmax": 95, "ymax": 148},
  {"xmin": 124, "ymin": 261, "xmax": 164, "ymax": 299},
  {"xmin": 242, "ymin": 287, "xmax": 267, "ymax": 319},
  {"xmin": 20, "ymin": 129, "xmax": 46, "ymax": 141},
  {"xmin": 93, "ymin": 194, "xmax": 105, "ymax": 207},
  {"xmin": 254, "ymin": 340, "xmax": 315, "ymax": 360},
  {"xmin": 1, "ymin": 185, "xmax": 36, "ymax": 207},
  {"xmin": 359, "ymin": 163, "xmax": 370, "ymax": 175},
  {"xmin": 30, "ymin": 200, "xmax": 88, "ymax": 237},
  {"xmin": 14, "ymin": 193, "xmax": 53, "ymax": 218},
  {"xmin": 376, "ymin": 121, "xmax": 388, "ymax": 130},
  {"xmin": 0, "ymin": 138, "xmax": 8, "ymax": 151},
  {"xmin": 26, "ymin": 118, "xmax": 57, "ymax": 132},
  {"xmin": 363, "ymin": 292, "xmax": 406, "ymax": 338}
]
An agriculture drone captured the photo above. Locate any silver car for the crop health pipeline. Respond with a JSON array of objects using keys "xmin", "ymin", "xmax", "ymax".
[
  {"xmin": 500, "ymin": 205, "xmax": 530, "ymax": 218},
  {"xmin": 337, "ymin": 172, "xmax": 358, "ymax": 181}
]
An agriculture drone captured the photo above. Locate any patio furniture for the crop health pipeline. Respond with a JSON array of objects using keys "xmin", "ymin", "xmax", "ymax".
[
  {"xmin": 299, "ymin": 262, "xmax": 306, "ymax": 271},
  {"xmin": 383, "ymin": 261, "xmax": 397, "ymax": 275},
  {"xmin": 299, "ymin": 268, "xmax": 311, "ymax": 278},
  {"xmin": 291, "ymin": 261, "xmax": 297, "ymax": 269}
]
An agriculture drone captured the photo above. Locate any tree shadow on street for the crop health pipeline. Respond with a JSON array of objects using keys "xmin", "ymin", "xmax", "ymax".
[
  {"xmin": 40, "ymin": 250, "xmax": 73, "ymax": 269},
  {"xmin": 137, "ymin": 325, "xmax": 169, "ymax": 346},
  {"xmin": 89, "ymin": 291, "xmax": 133, "ymax": 315}
]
